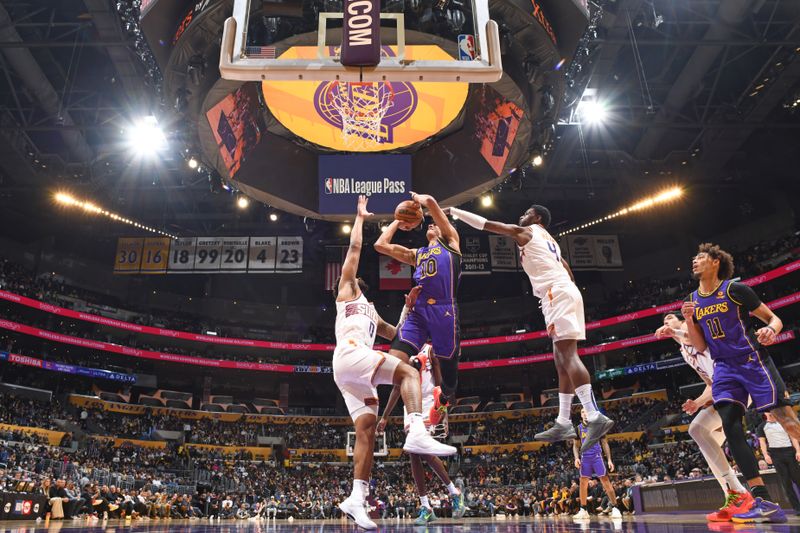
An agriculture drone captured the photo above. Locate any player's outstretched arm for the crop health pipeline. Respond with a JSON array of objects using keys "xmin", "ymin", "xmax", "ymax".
[
  {"xmin": 445, "ymin": 207, "xmax": 532, "ymax": 247},
  {"xmin": 411, "ymin": 192, "xmax": 460, "ymax": 250},
  {"xmin": 374, "ymin": 220, "xmax": 417, "ymax": 266},
  {"xmin": 336, "ymin": 195, "xmax": 372, "ymax": 302}
]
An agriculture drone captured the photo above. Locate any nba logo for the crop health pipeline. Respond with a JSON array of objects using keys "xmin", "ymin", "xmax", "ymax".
[
  {"xmin": 458, "ymin": 34, "xmax": 475, "ymax": 61},
  {"xmin": 324, "ymin": 177, "xmax": 333, "ymax": 194}
]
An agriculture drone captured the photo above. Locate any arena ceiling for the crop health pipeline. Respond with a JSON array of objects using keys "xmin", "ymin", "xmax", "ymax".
[{"xmin": 0, "ymin": 0, "xmax": 798, "ymax": 238}]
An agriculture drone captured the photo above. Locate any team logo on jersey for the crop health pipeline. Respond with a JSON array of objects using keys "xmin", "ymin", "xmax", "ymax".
[
  {"xmin": 716, "ymin": 291, "xmax": 724, "ymax": 299},
  {"xmin": 444, "ymin": 311, "xmax": 452, "ymax": 317}
]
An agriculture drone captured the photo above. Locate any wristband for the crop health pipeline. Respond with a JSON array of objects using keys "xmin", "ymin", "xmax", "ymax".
[
  {"xmin": 765, "ymin": 326, "xmax": 777, "ymax": 334},
  {"xmin": 449, "ymin": 207, "xmax": 487, "ymax": 230}
]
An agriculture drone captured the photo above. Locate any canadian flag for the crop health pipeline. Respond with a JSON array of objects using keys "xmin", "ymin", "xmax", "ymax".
[{"xmin": 379, "ymin": 255, "xmax": 413, "ymax": 290}]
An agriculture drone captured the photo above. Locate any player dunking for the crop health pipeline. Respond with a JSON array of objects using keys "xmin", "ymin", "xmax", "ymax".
[
  {"xmin": 447, "ymin": 204, "xmax": 613, "ymax": 451},
  {"xmin": 378, "ymin": 344, "xmax": 466, "ymax": 525},
  {"xmin": 655, "ymin": 313, "xmax": 752, "ymax": 521},
  {"xmin": 333, "ymin": 195, "xmax": 456, "ymax": 529},
  {"xmin": 374, "ymin": 192, "xmax": 462, "ymax": 406},
  {"xmin": 681, "ymin": 243, "xmax": 799, "ymax": 523},
  {"xmin": 572, "ymin": 409, "xmax": 622, "ymax": 520}
]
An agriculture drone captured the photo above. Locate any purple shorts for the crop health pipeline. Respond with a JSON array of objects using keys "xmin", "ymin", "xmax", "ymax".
[
  {"xmin": 712, "ymin": 351, "xmax": 787, "ymax": 412},
  {"xmin": 580, "ymin": 455, "xmax": 606, "ymax": 478},
  {"xmin": 393, "ymin": 302, "xmax": 460, "ymax": 359}
]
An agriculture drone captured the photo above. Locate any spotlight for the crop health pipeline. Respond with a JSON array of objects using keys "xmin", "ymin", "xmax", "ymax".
[
  {"xmin": 532, "ymin": 155, "xmax": 543, "ymax": 167},
  {"xmin": 237, "ymin": 196, "xmax": 250, "ymax": 209},
  {"xmin": 127, "ymin": 115, "xmax": 166, "ymax": 156},
  {"xmin": 578, "ymin": 100, "xmax": 607, "ymax": 125},
  {"xmin": 55, "ymin": 192, "xmax": 75, "ymax": 205},
  {"xmin": 342, "ymin": 224, "xmax": 352, "ymax": 234},
  {"xmin": 188, "ymin": 157, "xmax": 198, "ymax": 169},
  {"xmin": 480, "ymin": 194, "xmax": 493, "ymax": 207},
  {"xmin": 269, "ymin": 213, "xmax": 278, "ymax": 222}
]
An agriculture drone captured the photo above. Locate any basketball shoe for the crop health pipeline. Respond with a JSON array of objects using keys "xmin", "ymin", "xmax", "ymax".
[
  {"xmin": 706, "ymin": 490, "xmax": 753, "ymax": 522},
  {"xmin": 534, "ymin": 420, "xmax": 577, "ymax": 443},
  {"xmin": 414, "ymin": 506, "xmax": 436, "ymax": 525},
  {"xmin": 403, "ymin": 418, "xmax": 456, "ymax": 456},
  {"xmin": 731, "ymin": 497, "xmax": 787, "ymax": 523},
  {"xmin": 580, "ymin": 413, "xmax": 615, "ymax": 454},
  {"xmin": 428, "ymin": 386, "xmax": 448, "ymax": 426},
  {"xmin": 339, "ymin": 497, "xmax": 377, "ymax": 530},
  {"xmin": 573, "ymin": 508, "xmax": 590, "ymax": 520}
]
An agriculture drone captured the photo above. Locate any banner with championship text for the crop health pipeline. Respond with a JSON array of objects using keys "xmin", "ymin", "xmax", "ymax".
[
  {"xmin": 561, "ymin": 234, "xmax": 623, "ymax": 270},
  {"xmin": 113, "ymin": 236, "xmax": 303, "ymax": 274}
]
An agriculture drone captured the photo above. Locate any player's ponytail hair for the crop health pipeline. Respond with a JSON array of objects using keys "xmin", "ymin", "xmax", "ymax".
[{"xmin": 697, "ymin": 243, "xmax": 735, "ymax": 280}]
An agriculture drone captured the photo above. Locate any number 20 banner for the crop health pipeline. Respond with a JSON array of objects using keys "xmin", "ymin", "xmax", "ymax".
[{"xmin": 114, "ymin": 236, "xmax": 303, "ymax": 274}]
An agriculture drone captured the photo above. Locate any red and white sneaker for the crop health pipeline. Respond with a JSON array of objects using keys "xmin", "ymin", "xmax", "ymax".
[{"xmin": 706, "ymin": 491, "xmax": 754, "ymax": 522}]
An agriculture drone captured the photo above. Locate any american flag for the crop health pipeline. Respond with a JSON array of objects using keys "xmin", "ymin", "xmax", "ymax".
[
  {"xmin": 245, "ymin": 46, "xmax": 277, "ymax": 59},
  {"xmin": 324, "ymin": 246, "xmax": 348, "ymax": 291}
]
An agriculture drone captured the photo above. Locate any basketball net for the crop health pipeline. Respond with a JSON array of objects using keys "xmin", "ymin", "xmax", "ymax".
[{"xmin": 327, "ymin": 81, "xmax": 395, "ymax": 150}]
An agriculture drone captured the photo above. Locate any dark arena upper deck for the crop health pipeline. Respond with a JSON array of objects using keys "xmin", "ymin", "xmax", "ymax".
[{"xmin": 0, "ymin": 0, "xmax": 798, "ymax": 531}]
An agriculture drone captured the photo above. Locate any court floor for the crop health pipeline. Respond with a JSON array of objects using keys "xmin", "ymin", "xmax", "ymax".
[{"xmin": 0, "ymin": 516, "xmax": 798, "ymax": 532}]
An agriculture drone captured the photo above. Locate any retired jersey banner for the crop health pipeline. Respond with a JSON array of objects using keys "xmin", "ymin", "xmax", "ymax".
[
  {"xmin": 114, "ymin": 237, "xmax": 303, "ymax": 274},
  {"xmin": 563, "ymin": 235, "xmax": 623, "ymax": 271},
  {"xmin": 461, "ymin": 235, "xmax": 491, "ymax": 275},
  {"xmin": 489, "ymin": 235, "xmax": 519, "ymax": 272},
  {"xmin": 319, "ymin": 154, "xmax": 411, "ymax": 215},
  {"xmin": 379, "ymin": 255, "xmax": 413, "ymax": 290}
]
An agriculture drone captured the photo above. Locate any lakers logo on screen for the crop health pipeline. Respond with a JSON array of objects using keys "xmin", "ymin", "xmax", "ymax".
[
  {"xmin": 313, "ymin": 80, "xmax": 417, "ymax": 144},
  {"xmin": 262, "ymin": 45, "xmax": 468, "ymax": 152}
]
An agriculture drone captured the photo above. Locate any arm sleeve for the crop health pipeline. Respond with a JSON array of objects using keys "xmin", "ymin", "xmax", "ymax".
[
  {"xmin": 756, "ymin": 421, "xmax": 766, "ymax": 439},
  {"xmin": 728, "ymin": 282, "xmax": 762, "ymax": 312}
]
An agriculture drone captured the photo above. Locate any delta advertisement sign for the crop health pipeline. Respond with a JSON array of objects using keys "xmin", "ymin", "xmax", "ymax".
[{"xmin": 318, "ymin": 154, "xmax": 411, "ymax": 215}]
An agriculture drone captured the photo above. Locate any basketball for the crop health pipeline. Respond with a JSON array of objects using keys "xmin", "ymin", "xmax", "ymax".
[{"xmin": 394, "ymin": 200, "xmax": 423, "ymax": 228}]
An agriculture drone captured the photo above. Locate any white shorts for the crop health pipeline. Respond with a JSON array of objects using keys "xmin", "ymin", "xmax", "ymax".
[
  {"xmin": 333, "ymin": 342, "xmax": 401, "ymax": 422},
  {"xmin": 541, "ymin": 283, "xmax": 586, "ymax": 341}
]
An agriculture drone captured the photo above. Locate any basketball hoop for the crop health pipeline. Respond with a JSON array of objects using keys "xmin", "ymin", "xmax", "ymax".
[{"xmin": 325, "ymin": 81, "xmax": 395, "ymax": 150}]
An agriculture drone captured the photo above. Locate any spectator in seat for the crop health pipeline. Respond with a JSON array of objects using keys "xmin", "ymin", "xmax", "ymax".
[{"xmin": 42, "ymin": 478, "xmax": 65, "ymax": 519}]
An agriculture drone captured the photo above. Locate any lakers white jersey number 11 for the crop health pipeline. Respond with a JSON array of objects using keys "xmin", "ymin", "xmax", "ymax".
[
  {"xmin": 335, "ymin": 293, "xmax": 379, "ymax": 349},
  {"xmin": 519, "ymin": 224, "xmax": 572, "ymax": 298}
]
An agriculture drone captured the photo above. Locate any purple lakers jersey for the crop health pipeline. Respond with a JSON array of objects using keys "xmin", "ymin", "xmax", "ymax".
[
  {"xmin": 579, "ymin": 423, "xmax": 601, "ymax": 458},
  {"xmin": 414, "ymin": 240, "xmax": 461, "ymax": 304},
  {"xmin": 691, "ymin": 279, "xmax": 757, "ymax": 360}
]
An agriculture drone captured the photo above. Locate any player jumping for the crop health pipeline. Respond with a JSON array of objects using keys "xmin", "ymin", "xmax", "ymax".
[
  {"xmin": 333, "ymin": 195, "xmax": 456, "ymax": 530},
  {"xmin": 655, "ymin": 313, "xmax": 752, "ymax": 521},
  {"xmin": 446, "ymin": 204, "xmax": 613, "ymax": 452},
  {"xmin": 681, "ymin": 243, "xmax": 798, "ymax": 523},
  {"xmin": 374, "ymin": 192, "xmax": 462, "ymax": 408},
  {"xmin": 378, "ymin": 344, "xmax": 466, "ymax": 525},
  {"xmin": 572, "ymin": 409, "xmax": 622, "ymax": 520}
]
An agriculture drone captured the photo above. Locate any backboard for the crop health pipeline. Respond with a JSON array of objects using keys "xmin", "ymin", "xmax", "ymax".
[
  {"xmin": 347, "ymin": 431, "xmax": 388, "ymax": 457},
  {"xmin": 219, "ymin": 0, "xmax": 502, "ymax": 83}
]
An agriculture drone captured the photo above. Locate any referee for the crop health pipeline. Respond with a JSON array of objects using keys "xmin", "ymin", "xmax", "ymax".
[{"xmin": 757, "ymin": 412, "xmax": 800, "ymax": 512}]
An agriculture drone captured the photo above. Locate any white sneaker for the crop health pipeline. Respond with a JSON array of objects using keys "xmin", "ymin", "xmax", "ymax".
[
  {"xmin": 610, "ymin": 507, "xmax": 622, "ymax": 519},
  {"xmin": 339, "ymin": 497, "xmax": 377, "ymax": 530},
  {"xmin": 403, "ymin": 430, "xmax": 457, "ymax": 456},
  {"xmin": 573, "ymin": 508, "xmax": 590, "ymax": 520}
]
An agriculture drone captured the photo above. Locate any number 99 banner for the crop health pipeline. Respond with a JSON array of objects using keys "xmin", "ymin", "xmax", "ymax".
[{"xmin": 114, "ymin": 236, "xmax": 303, "ymax": 274}]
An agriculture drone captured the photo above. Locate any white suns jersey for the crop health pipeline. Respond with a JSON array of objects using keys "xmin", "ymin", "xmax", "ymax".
[
  {"xmin": 518, "ymin": 224, "xmax": 573, "ymax": 298},
  {"xmin": 334, "ymin": 293, "xmax": 379, "ymax": 349},
  {"xmin": 679, "ymin": 342, "xmax": 715, "ymax": 382}
]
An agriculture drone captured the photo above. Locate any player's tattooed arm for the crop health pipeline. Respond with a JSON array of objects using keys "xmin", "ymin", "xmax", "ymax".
[
  {"xmin": 337, "ymin": 195, "xmax": 372, "ymax": 301},
  {"xmin": 376, "ymin": 317, "xmax": 397, "ymax": 341},
  {"xmin": 411, "ymin": 192, "xmax": 460, "ymax": 251},
  {"xmin": 374, "ymin": 220, "xmax": 417, "ymax": 266}
]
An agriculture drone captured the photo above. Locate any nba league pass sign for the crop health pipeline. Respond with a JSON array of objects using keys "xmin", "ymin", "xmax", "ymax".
[{"xmin": 319, "ymin": 154, "xmax": 411, "ymax": 215}]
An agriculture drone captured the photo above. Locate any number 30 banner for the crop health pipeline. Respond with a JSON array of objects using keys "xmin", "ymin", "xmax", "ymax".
[{"xmin": 114, "ymin": 236, "xmax": 303, "ymax": 274}]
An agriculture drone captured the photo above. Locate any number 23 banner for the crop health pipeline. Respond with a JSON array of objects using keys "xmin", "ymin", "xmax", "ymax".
[{"xmin": 114, "ymin": 236, "xmax": 303, "ymax": 274}]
